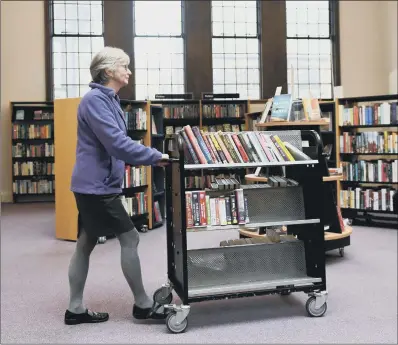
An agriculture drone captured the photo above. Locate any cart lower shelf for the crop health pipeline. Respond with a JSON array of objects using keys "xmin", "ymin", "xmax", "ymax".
[
  {"xmin": 188, "ymin": 275, "xmax": 322, "ymax": 298},
  {"xmin": 185, "ymin": 240, "xmax": 321, "ymax": 298}
]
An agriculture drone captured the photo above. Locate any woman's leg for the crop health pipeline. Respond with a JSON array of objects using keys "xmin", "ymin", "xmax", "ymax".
[
  {"xmin": 67, "ymin": 229, "xmax": 98, "ymax": 313},
  {"xmin": 116, "ymin": 228, "xmax": 153, "ymax": 309}
]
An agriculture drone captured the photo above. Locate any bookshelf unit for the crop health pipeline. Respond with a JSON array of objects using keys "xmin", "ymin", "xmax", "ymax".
[
  {"xmin": 336, "ymin": 94, "xmax": 398, "ymax": 228},
  {"xmin": 150, "ymin": 104, "xmax": 166, "ymax": 229},
  {"xmin": 54, "ymin": 98, "xmax": 164, "ymax": 241},
  {"xmin": 11, "ymin": 101, "xmax": 55, "ymax": 203},
  {"xmin": 120, "ymin": 100, "xmax": 152, "ymax": 231}
]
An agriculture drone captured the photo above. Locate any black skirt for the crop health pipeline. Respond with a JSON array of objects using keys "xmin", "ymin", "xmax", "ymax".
[{"xmin": 74, "ymin": 192, "xmax": 134, "ymax": 238}]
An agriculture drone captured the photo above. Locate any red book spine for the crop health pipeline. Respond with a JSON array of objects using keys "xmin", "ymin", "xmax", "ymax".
[
  {"xmin": 184, "ymin": 125, "xmax": 207, "ymax": 164},
  {"xmin": 231, "ymin": 133, "xmax": 249, "ymax": 162},
  {"xmin": 199, "ymin": 191, "xmax": 207, "ymax": 226}
]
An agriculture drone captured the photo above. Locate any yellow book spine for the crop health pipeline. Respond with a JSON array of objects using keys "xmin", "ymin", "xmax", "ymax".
[{"xmin": 274, "ymin": 135, "xmax": 295, "ymax": 161}]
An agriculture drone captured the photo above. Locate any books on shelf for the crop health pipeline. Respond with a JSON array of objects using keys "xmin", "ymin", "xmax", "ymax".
[
  {"xmin": 340, "ymin": 187, "xmax": 396, "ymax": 212},
  {"xmin": 123, "ymin": 165, "xmax": 147, "ymax": 188},
  {"xmin": 125, "ymin": 108, "xmax": 147, "ymax": 130},
  {"xmin": 12, "ymin": 143, "xmax": 54, "ymax": 158},
  {"xmin": 153, "ymin": 201, "xmax": 163, "ymax": 223},
  {"xmin": 180, "ymin": 125, "xmax": 301, "ymax": 165},
  {"xmin": 339, "ymin": 101, "xmax": 398, "ymax": 126},
  {"xmin": 185, "ymin": 174, "xmax": 241, "ymax": 190},
  {"xmin": 13, "ymin": 179, "xmax": 54, "ymax": 195},
  {"xmin": 163, "ymin": 104, "xmax": 200, "ymax": 119},
  {"xmin": 342, "ymin": 160, "xmax": 398, "ymax": 183},
  {"xmin": 340, "ymin": 132, "xmax": 398, "ymax": 154},
  {"xmin": 202, "ymin": 104, "xmax": 244, "ymax": 118},
  {"xmin": 121, "ymin": 193, "xmax": 148, "ymax": 217},
  {"xmin": 12, "ymin": 124, "xmax": 52, "ymax": 139},
  {"xmin": 270, "ymin": 94, "xmax": 293, "ymax": 121},
  {"xmin": 13, "ymin": 161, "xmax": 54, "ymax": 176},
  {"xmin": 185, "ymin": 188, "xmax": 248, "ymax": 228}
]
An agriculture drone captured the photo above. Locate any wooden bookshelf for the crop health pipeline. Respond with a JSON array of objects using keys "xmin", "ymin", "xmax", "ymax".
[
  {"xmin": 336, "ymin": 94, "xmax": 398, "ymax": 228},
  {"xmin": 11, "ymin": 101, "xmax": 55, "ymax": 204},
  {"xmin": 54, "ymin": 98, "xmax": 164, "ymax": 240},
  {"xmin": 54, "ymin": 98, "xmax": 80, "ymax": 240}
]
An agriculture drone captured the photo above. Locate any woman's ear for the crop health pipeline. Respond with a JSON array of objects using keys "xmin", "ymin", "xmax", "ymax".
[{"xmin": 104, "ymin": 68, "xmax": 114, "ymax": 78}]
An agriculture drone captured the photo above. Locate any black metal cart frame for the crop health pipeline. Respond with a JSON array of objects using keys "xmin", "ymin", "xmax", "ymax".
[{"xmin": 154, "ymin": 130, "xmax": 329, "ymax": 333}]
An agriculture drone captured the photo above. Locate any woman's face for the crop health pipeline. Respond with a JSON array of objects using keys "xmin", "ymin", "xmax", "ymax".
[{"xmin": 112, "ymin": 63, "xmax": 132, "ymax": 87}]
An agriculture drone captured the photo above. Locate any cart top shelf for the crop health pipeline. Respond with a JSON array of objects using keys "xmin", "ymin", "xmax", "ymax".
[{"xmin": 184, "ymin": 160, "xmax": 318, "ymax": 170}]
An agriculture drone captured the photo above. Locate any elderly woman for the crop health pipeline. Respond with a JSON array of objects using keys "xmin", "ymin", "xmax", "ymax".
[{"xmin": 64, "ymin": 46, "xmax": 169, "ymax": 325}]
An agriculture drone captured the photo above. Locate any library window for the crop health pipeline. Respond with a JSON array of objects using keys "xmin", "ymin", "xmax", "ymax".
[
  {"xmin": 211, "ymin": 0, "xmax": 260, "ymax": 100},
  {"xmin": 50, "ymin": 0, "xmax": 104, "ymax": 99},
  {"xmin": 134, "ymin": 1, "xmax": 185, "ymax": 100},
  {"xmin": 286, "ymin": 0, "xmax": 333, "ymax": 99}
]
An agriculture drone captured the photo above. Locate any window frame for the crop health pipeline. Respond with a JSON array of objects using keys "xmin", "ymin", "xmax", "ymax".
[
  {"xmin": 285, "ymin": 0, "xmax": 340, "ymax": 100},
  {"xmin": 46, "ymin": 0, "xmax": 105, "ymax": 100},
  {"xmin": 132, "ymin": 0, "xmax": 186, "ymax": 100},
  {"xmin": 210, "ymin": 0, "xmax": 262, "ymax": 99}
]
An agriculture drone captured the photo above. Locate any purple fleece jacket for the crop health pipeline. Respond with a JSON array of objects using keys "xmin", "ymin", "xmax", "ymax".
[{"xmin": 70, "ymin": 83, "xmax": 162, "ymax": 195}]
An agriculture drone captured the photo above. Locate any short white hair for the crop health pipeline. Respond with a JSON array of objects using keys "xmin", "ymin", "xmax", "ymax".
[{"xmin": 90, "ymin": 46, "xmax": 130, "ymax": 84}]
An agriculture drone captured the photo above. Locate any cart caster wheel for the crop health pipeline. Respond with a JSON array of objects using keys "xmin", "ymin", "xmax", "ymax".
[
  {"xmin": 153, "ymin": 288, "xmax": 173, "ymax": 305},
  {"xmin": 97, "ymin": 236, "xmax": 106, "ymax": 244},
  {"xmin": 166, "ymin": 313, "xmax": 188, "ymax": 334},
  {"xmin": 306, "ymin": 296, "xmax": 327, "ymax": 317},
  {"xmin": 139, "ymin": 225, "xmax": 148, "ymax": 233},
  {"xmin": 339, "ymin": 248, "xmax": 345, "ymax": 257}
]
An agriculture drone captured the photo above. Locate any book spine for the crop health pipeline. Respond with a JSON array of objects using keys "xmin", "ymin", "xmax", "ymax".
[
  {"xmin": 181, "ymin": 131, "xmax": 199, "ymax": 164},
  {"xmin": 202, "ymin": 132, "xmax": 220, "ymax": 163},
  {"xmin": 192, "ymin": 126, "xmax": 213, "ymax": 163},
  {"xmin": 235, "ymin": 189, "xmax": 246, "ymax": 224},
  {"xmin": 237, "ymin": 133, "xmax": 255, "ymax": 162},
  {"xmin": 214, "ymin": 132, "xmax": 234, "ymax": 163},
  {"xmin": 185, "ymin": 191, "xmax": 193, "ymax": 228},
  {"xmin": 218, "ymin": 197, "xmax": 227, "ymax": 225},
  {"xmin": 210, "ymin": 198, "xmax": 217, "ymax": 225},
  {"xmin": 219, "ymin": 132, "xmax": 240, "ymax": 163},
  {"xmin": 273, "ymin": 135, "xmax": 295, "ymax": 161},
  {"xmin": 255, "ymin": 132, "xmax": 274, "ymax": 162},
  {"xmin": 226, "ymin": 133, "xmax": 244, "ymax": 163},
  {"xmin": 184, "ymin": 125, "xmax": 207, "ymax": 164},
  {"xmin": 199, "ymin": 191, "xmax": 207, "ymax": 226},
  {"xmin": 231, "ymin": 133, "xmax": 249, "ymax": 162},
  {"xmin": 244, "ymin": 194, "xmax": 249, "ymax": 223},
  {"xmin": 206, "ymin": 194, "xmax": 211, "ymax": 225},
  {"xmin": 209, "ymin": 133, "xmax": 228, "ymax": 163},
  {"xmin": 229, "ymin": 194, "xmax": 238, "ymax": 224},
  {"xmin": 225, "ymin": 196, "xmax": 232, "ymax": 225},
  {"xmin": 192, "ymin": 191, "xmax": 201, "ymax": 226}
]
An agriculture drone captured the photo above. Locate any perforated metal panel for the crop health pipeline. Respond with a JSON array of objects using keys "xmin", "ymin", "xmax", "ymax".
[
  {"xmin": 241, "ymin": 185, "xmax": 305, "ymax": 223},
  {"xmin": 259, "ymin": 130, "xmax": 303, "ymax": 150},
  {"xmin": 187, "ymin": 240, "xmax": 320, "ymax": 297}
]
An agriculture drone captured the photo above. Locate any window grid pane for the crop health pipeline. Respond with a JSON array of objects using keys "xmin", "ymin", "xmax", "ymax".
[
  {"xmin": 134, "ymin": 37, "xmax": 185, "ymax": 100},
  {"xmin": 134, "ymin": 2, "xmax": 185, "ymax": 100},
  {"xmin": 51, "ymin": 1, "xmax": 104, "ymax": 99},
  {"xmin": 134, "ymin": 1, "xmax": 182, "ymax": 36},
  {"xmin": 211, "ymin": 1, "xmax": 260, "ymax": 99},
  {"xmin": 286, "ymin": 1, "xmax": 333, "ymax": 99},
  {"xmin": 286, "ymin": 0, "xmax": 333, "ymax": 99}
]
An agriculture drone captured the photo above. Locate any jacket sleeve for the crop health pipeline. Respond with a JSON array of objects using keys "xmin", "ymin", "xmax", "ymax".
[{"xmin": 83, "ymin": 94, "xmax": 162, "ymax": 166}]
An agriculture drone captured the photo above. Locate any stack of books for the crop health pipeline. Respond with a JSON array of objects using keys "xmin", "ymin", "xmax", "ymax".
[
  {"xmin": 185, "ymin": 188, "xmax": 248, "ymax": 228},
  {"xmin": 180, "ymin": 125, "xmax": 310, "ymax": 165}
]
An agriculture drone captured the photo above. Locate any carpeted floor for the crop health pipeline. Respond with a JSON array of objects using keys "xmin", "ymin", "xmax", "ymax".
[{"xmin": 1, "ymin": 202, "xmax": 397, "ymax": 344}]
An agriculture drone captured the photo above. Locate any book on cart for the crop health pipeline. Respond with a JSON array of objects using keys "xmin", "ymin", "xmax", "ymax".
[{"xmin": 179, "ymin": 125, "xmax": 312, "ymax": 167}]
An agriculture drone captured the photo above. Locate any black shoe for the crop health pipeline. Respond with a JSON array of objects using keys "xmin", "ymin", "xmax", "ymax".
[
  {"xmin": 64, "ymin": 309, "xmax": 109, "ymax": 325},
  {"xmin": 132, "ymin": 302, "xmax": 169, "ymax": 320}
]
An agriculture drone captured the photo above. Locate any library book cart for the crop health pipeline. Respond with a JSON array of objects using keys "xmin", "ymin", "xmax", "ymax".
[{"xmin": 154, "ymin": 129, "xmax": 328, "ymax": 333}]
